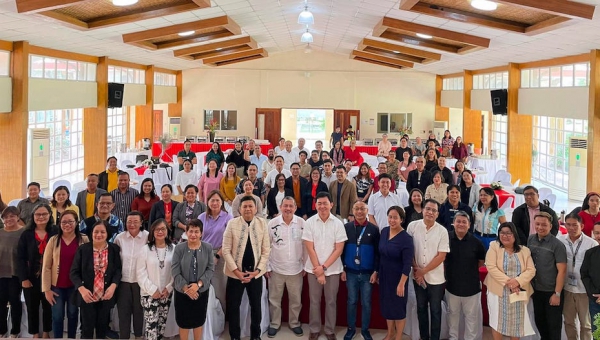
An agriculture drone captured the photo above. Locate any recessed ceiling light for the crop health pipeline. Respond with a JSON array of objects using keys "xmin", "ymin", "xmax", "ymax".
[
  {"xmin": 416, "ymin": 33, "xmax": 433, "ymax": 39},
  {"xmin": 178, "ymin": 31, "xmax": 195, "ymax": 37},
  {"xmin": 112, "ymin": 0, "xmax": 138, "ymax": 6},
  {"xmin": 471, "ymin": 0, "xmax": 498, "ymax": 11},
  {"xmin": 215, "ymin": 48, "xmax": 223, "ymax": 51},
  {"xmin": 393, "ymin": 50, "xmax": 400, "ymax": 53}
]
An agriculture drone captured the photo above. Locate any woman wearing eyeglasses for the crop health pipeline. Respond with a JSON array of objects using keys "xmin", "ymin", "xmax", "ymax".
[
  {"xmin": 485, "ymin": 222, "xmax": 536, "ymax": 339},
  {"xmin": 41, "ymin": 210, "xmax": 88, "ymax": 338},
  {"xmin": 0, "ymin": 206, "xmax": 25, "ymax": 338},
  {"xmin": 473, "ymin": 187, "xmax": 506, "ymax": 250},
  {"xmin": 17, "ymin": 204, "xmax": 57, "ymax": 338}
]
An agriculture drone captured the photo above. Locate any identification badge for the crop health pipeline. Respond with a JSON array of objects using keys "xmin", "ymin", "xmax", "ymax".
[
  {"xmin": 568, "ymin": 273, "xmax": 578, "ymax": 286},
  {"xmin": 354, "ymin": 256, "xmax": 360, "ymax": 265}
]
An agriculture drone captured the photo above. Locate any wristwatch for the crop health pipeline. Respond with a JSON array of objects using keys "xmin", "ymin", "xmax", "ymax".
[
  {"xmin": 555, "ymin": 291, "xmax": 561, "ymax": 297},
  {"xmin": 322, "ymin": 264, "xmax": 328, "ymax": 271},
  {"xmin": 214, "ymin": 253, "xmax": 220, "ymax": 259}
]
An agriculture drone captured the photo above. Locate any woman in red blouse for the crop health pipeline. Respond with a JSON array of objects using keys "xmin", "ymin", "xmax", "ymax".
[
  {"xmin": 578, "ymin": 192, "xmax": 600, "ymax": 236},
  {"xmin": 344, "ymin": 140, "xmax": 363, "ymax": 166},
  {"xmin": 301, "ymin": 167, "xmax": 329, "ymax": 219},
  {"xmin": 131, "ymin": 178, "xmax": 160, "ymax": 227},
  {"xmin": 451, "ymin": 136, "xmax": 469, "ymax": 163}
]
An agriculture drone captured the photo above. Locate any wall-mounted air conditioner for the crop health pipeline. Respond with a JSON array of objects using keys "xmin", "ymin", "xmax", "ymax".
[{"xmin": 568, "ymin": 137, "xmax": 587, "ymax": 201}]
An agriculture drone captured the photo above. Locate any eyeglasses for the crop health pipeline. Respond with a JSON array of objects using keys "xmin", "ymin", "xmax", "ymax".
[
  {"xmin": 424, "ymin": 207, "xmax": 438, "ymax": 213},
  {"xmin": 61, "ymin": 220, "xmax": 76, "ymax": 225},
  {"xmin": 155, "ymin": 228, "xmax": 167, "ymax": 233},
  {"xmin": 499, "ymin": 232, "xmax": 514, "ymax": 236},
  {"xmin": 523, "ymin": 192, "xmax": 537, "ymax": 197},
  {"xmin": 34, "ymin": 213, "xmax": 49, "ymax": 218},
  {"xmin": 98, "ymin": 202, "xmax": 113, "ymax": 206}
]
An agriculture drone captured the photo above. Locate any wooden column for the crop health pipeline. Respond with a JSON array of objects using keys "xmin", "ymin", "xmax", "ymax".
[
  {"xmin": 83, "ymin": 56, "xmax": 108, "ymax": 176},
  {"xmin": 462, "ymin": 70, "xmax": 482, "ymax": 148},
  {"xmin": 135, "ymin": 65, "xmax": 154, "ymax": 142},
  {"xmin": 506, "ymin": 62, "xmax": 532, "ymax": 183},
  {"xmin": 0, "ymin": 41, "xmax": 28, "ymax": 200},
  {"xmin": 168, "ymin": 70, "xmax": 182, "ymax": 117},
  {"xmin": 587, "ymin": 50, "xmax": 600, "ymax": 192},
  {"xmin": 434, "ymin": 75, "xmax": 449, "ymax": 123}
]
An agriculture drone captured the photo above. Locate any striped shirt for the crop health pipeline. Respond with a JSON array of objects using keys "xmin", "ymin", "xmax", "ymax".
[{"xmin": 110, "ymin": 187, "xmax": 139, "ymax": 223}]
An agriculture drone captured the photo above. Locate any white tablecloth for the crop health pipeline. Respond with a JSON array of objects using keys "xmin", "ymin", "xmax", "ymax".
[
  {"xmin": 142, "ymin": 167, "xmax": 175, "ymax": 187},
  {"xmin": 470, "ymin": 158, "xmax": 503, "ymax": 182},
  {"xmin": 115, "ymin": 150, "xmax": 151, "ymax": 167}
]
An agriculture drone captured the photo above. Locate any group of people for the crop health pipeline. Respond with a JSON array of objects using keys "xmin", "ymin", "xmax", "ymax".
[{"xmin": 2, "ymin": 133, "xmax": 600, "ymax": 340}]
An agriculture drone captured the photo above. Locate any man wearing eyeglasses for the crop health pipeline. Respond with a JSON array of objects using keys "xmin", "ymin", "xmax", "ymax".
[
  {"xmin": 406, "ymin": 156, "xmax": 432, "ymax": 194},
  {"xmin": 512, "ymin": 185, "xmax": 559, "ymax": 245},
  {"xmin": 444, "ymin": 211, "xmax": 485, "ymax": 340},
  {"xmin": 407, "ymin": 199, "xmax": 449, "ymax": 340},
  {"xmin": 79, "ymin": 193, "xmax": 124, "ymax": 242}
]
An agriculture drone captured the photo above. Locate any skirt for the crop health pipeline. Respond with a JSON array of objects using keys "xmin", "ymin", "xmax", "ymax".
[
  {"xmin": 174, "ymin": 289, "xmax": 209, "ymax": 329},
  {"xmin": 487, "ymin": 291, "xmax": 535, "ymax": 337}
]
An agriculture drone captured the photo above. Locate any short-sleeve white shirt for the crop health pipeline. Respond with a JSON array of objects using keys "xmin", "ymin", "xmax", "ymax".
[
  {"xmin": 175, "ymin": 170, "xmax": 199, "ymax": 191},
  {"xmin": 407, "ymin": 219, "xmax": 449, "ymax": 285},
  {"xmin": 261, "ymin": 159, "xmax": 276, "ymax": 177},
  {"xmin": 267, "ymin": 215, "xmax": 306, "ymax": 275},
  {"xmin": 265, "ymin": 168, "xmax": 292, "ymax": 187},
  {"xmin": 368, "ymin": 191, "xmax": 403, "ymax": 231},
  {"xmin": 292, "ymin": 146, "xmax": 310, "ymax": 159},
  {"xmin": 302, "ymin": 213, "xmax": 348, "ymax": 275},
  {"xmin": 559, "ymin": 233, "xmax": 597, "ymax": 293}
]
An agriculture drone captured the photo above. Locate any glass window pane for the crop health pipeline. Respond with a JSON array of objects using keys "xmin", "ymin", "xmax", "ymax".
[
  {"xmin": 502, "ymin": 72, "xmax": 508, "ymax": 88},
  {"xmin": 489, "ymin": 74, "xmax": 496, "ymax": 89},
  {"xmin": 521, "ymin": 70, "xmax": 530, "ymax": 88},
  {"xmin": 540, "ymin": 68, "xmax": 550, "ymax": 87},
  {"xmin": 483, "ymin": 74, "xmax": 490, "ymax": 89},
  {"xmin": 0, "ymin": 51, "xmax": 9, "ymax": 76},
  {"xmin": 44, "ymin": 58, "xmax": 56, "ymax": 79},
  {"xmin": 30, "ymin": 55, "xmax": 44, "ymax": 78},
  {"xmin": 108, "ymin": 66, "xmax": 114, "ymax": 83},
  {"xmin": 550, "ymin": 67, "xmax": 561, "ymax": 87},
  {"xmin": 562, "ymin": 65, "xmax": 574, "ymax": 87},
  {"xmin": 530, "ymin": 69, "xmax": 539, "ymax": 88},
  {"xmin": 77, "ymin": 63, "xmax": 86, "ymax": 81},
  {"xmin": 56, "ymin": 59, "xmax": 67, "ymax": 80},
  {"xmin": 67, "ymin": 61, "xmax": 77, "ymax": 80},
  {"xmin": 86, "ymin": 63, "xmax": 96, "ymax": 81},
  {"xmin": 495, "ymin": 73, "xmax": 503, "ymax": 89},
  {"xmin": 575, "ymin": 63, "xmax": 588, "ymax": 86}
]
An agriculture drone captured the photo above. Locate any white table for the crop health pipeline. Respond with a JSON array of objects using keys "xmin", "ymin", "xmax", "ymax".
[
  {"xmin": 142, "ymin": 167, "xmax": 175, "ymax": 187},
  {"xmin": 115, "ymin": 150, "xmax": 151, "ymax": 167},
  {"xmin": 470, "ymin": 157, "xmax": 503, "ymax": 181}
]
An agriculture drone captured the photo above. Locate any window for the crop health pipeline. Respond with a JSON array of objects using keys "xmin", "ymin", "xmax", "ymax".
[
  {"xmin": 0, "ymin": 50, "xmax": 9, "ymax": 76},
  {"xmin": 377, "ymin": 113, "xmax": 413, "ymax": 134},
  {"xmin": 490, "ymin": 114, "xmax": 507, "ymax": 168},
  {"xmin": 204, "ymin": 110, "xmax": 238, "ymax": 130},
  {"xmin": 107, "ymin": 66, "xmax": 145, "ymax": 84},
  {"xmin": 521, "ymin": 63, "xmax": 589, "ymax": 88},
  {"xmin": 28, "ymin": 109, "xmax": 84, "ymax": 182},
  {"xmin": 107, "ymin": 108, "xmax": 126, "ymax": 157},
  {"xmin": 442, "ymin": 77, "xmax": 464, "ymax": 90},
  {"xmin": 29, "ymin": 55, "xmax": 96, "ymax": 81},
  {"xmin": 473, "ymin": 72, "xmax": 509, "ymax": 90},
  {"xmin": 532, "ymin": 116, "xmax": 587, "ymax": 191},
  {"xmin": 154, "ymin": 72, "xmax": 176, "ymax": 86}
]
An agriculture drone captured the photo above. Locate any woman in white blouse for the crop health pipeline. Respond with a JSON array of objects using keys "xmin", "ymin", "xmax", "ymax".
[
  {"xmin": 136, "ymin": 219, "xmax": 174, "ymax": 340},
  {"xmin": 425, "ymin": 171, "xmax": 449, "ymax": 204},
  {"xmin": 175, "ymin": 159, "xmax": 200, "ymax": 195}
]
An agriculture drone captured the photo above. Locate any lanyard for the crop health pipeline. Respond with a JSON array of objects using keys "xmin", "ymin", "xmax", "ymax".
[
  {"xmin": 355, "ymin": 226, "xmax": 366, "ymax": 258},
  {"xmin": 568, "ymin": 238, "xmax": 583, "ymax": 269}
]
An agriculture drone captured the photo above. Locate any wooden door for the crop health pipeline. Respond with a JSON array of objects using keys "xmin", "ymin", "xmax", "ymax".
[
  {"xmin": 153, "ymin": 110, "xmax": 163, "ymax": 141},
  {"xmin": 256, "ymin": 108, "xmax": 282, "ymax": 148},
  {"xmin": 334, "ymin": 109, "xmax": 360, "ymax": 139}
]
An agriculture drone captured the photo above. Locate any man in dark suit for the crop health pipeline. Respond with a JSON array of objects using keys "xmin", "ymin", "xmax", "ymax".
[
  {"xmin": 512, "ymin": 185, "xmax": 559, "ymax": 245},
  {"xmin": 407, "ymin": 156, "xmax": 432, "ymax": 194},
  {"xmin": 285, "ymin": 162, "xmax": 309, "ymax": 217},
  {"xmin": 75, "ymin": 173, "xmax": 107, "ymax": 220}
]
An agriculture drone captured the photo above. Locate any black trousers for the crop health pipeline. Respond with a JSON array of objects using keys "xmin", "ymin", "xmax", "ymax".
[
  {"xmin": 226, "ymin": 277, "xmax": 262, "ymax": 339},
  {"xmin": 0, "ymin": 277, "xmax": 22, "ymax": 335},
  {"xmin": 80, "ymin": 300, "xmax": 113, "ymax": 339},
  {"xmin": 532, "ymin": 290, "xmax": 564, "ymax": 340},
  {"xmin": 23, "ymin": 278, "xmax": 52, "ymax": 335},
  {"xmin": 116, "ymin": 282, "xmax": 144, "ymax": 338}
]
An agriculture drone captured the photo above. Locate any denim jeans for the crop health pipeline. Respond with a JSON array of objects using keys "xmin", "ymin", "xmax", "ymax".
[
  {"xmin": 346, "ymin": 272, "xmax": 373, "ymax": 332},
  {"xmin": 51, "ymin": 286, "xmax": 78, "ymax": 338},
  {"xmin": 589, "ymin": 298, "xmax": 600, "ymax": 336},
  {"xmin": 413, "ymin": 281, "xmax": 445, "ymax": 340}
]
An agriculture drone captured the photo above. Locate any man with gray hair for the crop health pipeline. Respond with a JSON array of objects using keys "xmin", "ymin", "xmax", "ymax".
[
  {"xmin": 292, "ymin": 138, "xmax": 310, "ymax": 159},
  {"xmin": 443, "ymin": 211, "xmax": 485, "ymax": 340}
]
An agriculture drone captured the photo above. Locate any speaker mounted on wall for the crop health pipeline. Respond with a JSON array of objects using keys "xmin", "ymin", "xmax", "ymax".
[
  {"xmin": 490, "ymin": 89, "xmax": 508, "ymax": 115},
  {"xmin": 108, "ymin": 83, "xmax": 125, "ymax": 108}
]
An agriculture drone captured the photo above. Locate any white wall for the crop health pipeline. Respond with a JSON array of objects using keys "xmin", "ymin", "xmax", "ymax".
[
  {"xmin": 0, "ymin": 77, "xmax": 11, "ymax": 113},
  {"xmin": 518, "ymin": 87, "xmax": 588, "ymax": 119},
  {"xmin": 29, "ymin": 79, "xmax": 96, "ymax": 111},
  {"xmin": 440, "ymin": 90, "xmax": 463, "ymax": 109},
  {"xmin": 122, "ymin": 83, "xmax": 146, "ymax": 106},
  {"xmin": 448, "ymin": 108, "xmax": 463, "ymax": 138},
  {"xmin": 154, "ymin": 86, "xmax": 177, "ymax": 104},
  {"xmin": 181, "ymin": 49, "xmax": 437, "ymax": 139}
]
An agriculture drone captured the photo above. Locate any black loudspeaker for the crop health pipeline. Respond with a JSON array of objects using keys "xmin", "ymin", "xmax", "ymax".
[
  {"xmin": 490, "ymin": 89, "xmax": 508, "ymax": 115},
  {"xmin": 108, "ymin": 83, "xmax": 125, "ymax": 108}
]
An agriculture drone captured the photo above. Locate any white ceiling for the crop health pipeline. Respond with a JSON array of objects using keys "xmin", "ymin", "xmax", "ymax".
[{"xmin": 0, "ymin": 0, "xmax": 600, "ymax": 74}]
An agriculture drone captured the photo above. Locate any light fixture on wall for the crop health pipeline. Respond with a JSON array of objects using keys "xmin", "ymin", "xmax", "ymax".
[
  {"xmin": 471, "ymin": 0, "xmax": 497, "ymax": 11},
  {"xmin": 416, "ymin": 33, "xmax": 433, "ymax": 39},
  {"xmin": 298, "ymin": 6, "xmax": 314, "ymax": 25},
  {"xmin": 112, "ymin": 0, "xmax": 138, "ymax": 6},
  {"xmin": 301, "ymin": 29, "xmax": 313, "ymax": 43},
  {"xmin": 178, "ymin": 31, "xmax": 195, "ymax": 37}
]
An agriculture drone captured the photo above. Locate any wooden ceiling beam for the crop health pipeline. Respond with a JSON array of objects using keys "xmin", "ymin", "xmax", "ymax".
[
  {"xmin": 399, "ymin": 0, "xmax": 420, "ymax": 10},
  {"xmin": 410, "ymin": 2, "xmax": 527, "ymax": 33},
  {"xmin": 362, "ymin": 48, "xmax": 424, "ymax": 63},
  {"xmin": 202, "ymin": 48, "xmax": 267, "ymax": 64},
  {"xmin": 87, "ymin": 3, "xmax": 199, "ymax": 29},
  {"xmin": 351, "ymin": 50, "xmax": 414, "ymax": 68},
  {"xmin": 495, "ymin": 0, "xmax": 595, "ymax": 20},
  {"xmin": 173, "ymin": 36, "xmax": 256, "ymax": 57},
  {"xmin": 189, "ymin": 46, "xmax": 253, "ymax": 60},
  {"xmin": 16, "ymin": 0, "xmax": 84, "ymax": 13},
  {"xmin": 156, "ymin": 31, "xmax": 234, "ymax": 49},
  {"xmin": 215, "ymin": 55, "xmax": 265, "ymax": 67},
  {"xmin": 359, "ymin": 38, "xmax": 442, "ymax": 60},
  {"xmin": 352, "ymin": 56, "xmax": 404, "ymax": 70},
  {"xmin": 525, "ymin": 16, "xmax": 573, "ymax": 35},
  {"xmin": 190, "ymin": 0, "xmax": 211, "ymax": 8},
  {"xmin": 41, "ymin": 10, "xmax": 88, "ymax": 30},
  {"xmin": 378, "ymin": 31, "xmax": 459, "ymax": 53},
  {"xmin": 378, "ymin": 17, "xmax": 490, "ymax": 48},
  {"xmin": 123, "ymin": 16, "xmax": 236, "ymax": 43}
]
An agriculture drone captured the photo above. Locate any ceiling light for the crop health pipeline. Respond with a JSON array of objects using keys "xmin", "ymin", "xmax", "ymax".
[
  {"xmin": 301, "ymin": 31, "xmax": 313, "ymax": 43},
  {"xmin": 416, "ymin": 33, "xmax": 433, "ymax": 39},
  {"xmin": 298, "ymin": 7, "xmax": 314, "ymax": 25},
  {"xmin": 216, "ymin": 47, "xmax": 223, "ymax": 51},
  {"xmin": 178, "ymin": 31, "xmax": 195, "ymax": 37},
  {"xmin": 471, "ymin": 0, "xmax": 498, "ymax": 11},
  {"xmin": 112, "ymin": 0, "xmax": 138, "ymax": 6},
  {"xmin": 393, "ymin": 50, "xmax": 400, "ymax": 53}
]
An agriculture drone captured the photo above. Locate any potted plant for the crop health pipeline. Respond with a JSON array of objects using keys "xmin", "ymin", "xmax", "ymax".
[
  {"xmin": 206, "ymin": 119, "xmax": 219, "ymax": 142},
  {"xmin": 490, "ymin": 181, "xmax": 503, "ymax": 190}
]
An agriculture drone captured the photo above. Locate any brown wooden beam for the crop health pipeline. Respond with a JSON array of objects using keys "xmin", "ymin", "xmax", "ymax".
[
  {"xmin": 363, "ymin": 47, "xmax": 424, "ymax": 63},
  {"xmin": 108, "ymin": 59, "xmax": 146, "ymax": 70},
  {"xmin": 506, "ymin": 62, "xmax": 532, "ymax": 183},
  {"xmin": 88, "ymin": 3, "xmax": 199, "ymax": 29},
  {"xmin": 352, "ymin": 56, "xmax": 404, "ymax": 70},
  {"xmin": 189, "ymin": 46, "xmax": 253, "ymax": 60},
  {"xmin": 40, "ymin": 11, "xmax": 89, "ymax": 30},
  {"xmin": 351, "ymin": 50, "xmax": 414, "ymax": 68},
  {"xmin": 83, "ymin": 56, "xmax": 108, "ymax": 178},
  {"xmin": 519, "ymin": 53, "xmax": 589, "ymax": 69},
  {"xmin": 29, "ymin": 45, "xmax": 98, "ymax": 63},
  {"xmin": 190, "ymin": 0, "xmax": 211, "ymax": 8},
  {"xmin": 472, "ymin": 65, "xmax": 509, "ymax": 75},
  {"xmin": 524, "ymin": 16, "xmax": 573, "ymax": 35},
  {"xmin": 122, "ymin": 16, "xmax": 236, "ymax": 43},
  {"xmin": 399, "ymin": 0, "xmax": 420, "ymax": 10},
  {"xmin": 588, "ymin": 49, "xmax": 600, "ymax": 192},
  {"xmin": 155, "ymin": 31, "xmax": 234, "ymax": 50},
  {"xmin": 202, "ymin": 48, "xmax": 266, "ymax": 65},
  {"xmin": 155, "ymin": 67, "xmax": 178, "ymax": 75},
  {"xmin": 16, "ymin": 0, "xmax": 84, "ymax": 13},
  {"xmin": 359, "ymin": 38, "xmax": 441, "ymax": 60},
  {"xmin": 173, "ymin": 36, "xmax": 256, "ymax": 57},
  {"xmin": 0, "ymin": 40, "xmax": 13, "ymax": 51},
  {"xmin": 496, "ymin": 0, "xmax": 595, "ymax": 20},
  {"xmin": 215, "ymin": 55, "xmax": 265, "ymax": 66},
  {"xmin": 378, "ymin": 31, "xmax": 459, "ymax": 53}
]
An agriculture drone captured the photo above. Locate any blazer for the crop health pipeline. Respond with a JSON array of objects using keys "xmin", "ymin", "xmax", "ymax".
[
  {"xmin": 406, "ymin": 169, "xmax": 432, "ymax": 194},
  {"xmin": 98, "ymin": 170, "xmax": 124, "ymax": 191},
  {"xmin": 512, "ymin": 203, "xmax": 559, "ymax": 245},
  {"xmin": 17, "ymin": 227, "xmax": 58, "ymax": 283},
  {"xmin": 222, "ymin": 216, "xmax": 271, "ymax": 279},
  {"xmin": 302, "ymin": 181, "xmax": 329, "ymax": 217},
  {"xmin": 171, "ymin": 241, "xmax": 214, "ymax": 293},
  {"xmin": 42, "ymin": 234, "xmax": 89, "ymax": 292},
  {"xmin": 484, "ymin": 241, "xmax": 535, "ymax": 298},
  {"xmin": 69, "ymin": 242, "xmax": 122, "ymax": 307},
  {"xmin": 462, "ymin": 183, "xmax": 481, "ymax": 208},
  {"xmin": 267, "ymin": 187, "xmax": 294, "ymax": 219},
  {"xmin": 75, "ymin": 188, "xmax": 108, "ymax": 220},
  {"xmin": 284, "ymin": 176, "xmax": 309, "ymax": 216},
  {"xmin": 172, "ymin": 200, "xmax": 206, "ymax": 240},
  {"xmin": 329, "ymin": 179, "xmax": 358, "ymax": 219},
  {"xmin": 149, "ymin": 200, "xmax": 180, "ymax": 227}
]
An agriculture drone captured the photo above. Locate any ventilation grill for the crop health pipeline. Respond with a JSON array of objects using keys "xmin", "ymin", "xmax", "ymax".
[
  {"xmin": 31, "ymin": 128, "xmax": 50, "ymax": 139},
  {"xmin": 570, "ymin": 138, "xmax": 587, "ymax": 150}
]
